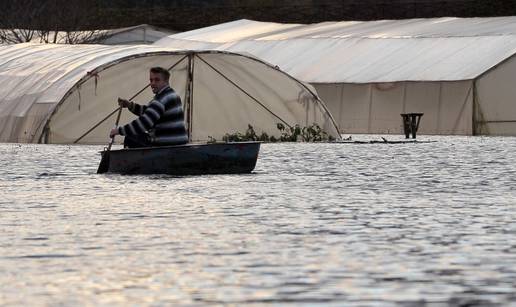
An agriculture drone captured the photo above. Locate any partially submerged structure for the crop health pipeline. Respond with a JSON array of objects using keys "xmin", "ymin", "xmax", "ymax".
[
  {"xmin": 155, "ymin": 17, "xmax": 516, "ymax": 136},
  {"xmin": 0, "ymin": 43, "xmax": 339, "ymax": 144},
  {"xmin": 99, "ymin": 24, "xmax": 177, "ymax": 45}
]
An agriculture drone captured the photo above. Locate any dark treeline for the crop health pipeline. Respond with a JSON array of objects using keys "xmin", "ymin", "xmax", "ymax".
[
  {"xmin": 0, "ymin": 0, "xmax": 107, "ymax": 31},
  {"xmin": 2, "ymin": 0, "xmax": 516, "ymax": 32},
  {"xmin": 86, "ymin": 0, "xmax": 516, "ymax": 31}
]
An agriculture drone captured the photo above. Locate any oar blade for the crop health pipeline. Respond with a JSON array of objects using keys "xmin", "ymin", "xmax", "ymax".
[{"xmin": 97, "ymin": 151, "xmax": 110, "ymax": 174}]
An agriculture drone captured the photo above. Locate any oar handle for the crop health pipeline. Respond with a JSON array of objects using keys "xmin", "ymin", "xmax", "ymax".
[
  {"xmin": 106, "ymin": 129, "xmax": 116, "ymax": 151},
  {"xmin": 107, "ymin": 106, "xmax": 123, "ymax": 149}
]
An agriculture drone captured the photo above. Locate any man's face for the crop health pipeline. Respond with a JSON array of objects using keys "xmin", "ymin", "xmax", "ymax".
[{"xmin": 149, "ymin": 72, "xmax": 168, "ymax": 94}]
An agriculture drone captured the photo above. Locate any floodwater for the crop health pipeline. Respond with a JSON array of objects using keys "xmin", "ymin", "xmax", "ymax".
[{"xmin": 1, "ymin": 135, "xmax": 516, "ymax": 306}]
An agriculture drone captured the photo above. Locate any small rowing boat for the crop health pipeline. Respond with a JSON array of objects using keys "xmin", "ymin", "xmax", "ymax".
[{"xmin": 98, "ymin": 141, "xmax": 260, "ymax": 175}]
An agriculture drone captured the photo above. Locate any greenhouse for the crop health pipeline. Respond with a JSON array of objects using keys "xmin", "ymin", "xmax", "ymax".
[
  {"xmin": 0, "ymin": 43, "xmax": 339, "ymax": 144},
  {"xmin": 155, "ymin": 16, "xmax": 516, "ymax": 135}
]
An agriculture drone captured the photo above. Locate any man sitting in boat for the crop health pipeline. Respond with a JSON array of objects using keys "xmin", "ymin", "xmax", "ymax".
[{"xmin": 109, "ymin": 67, "xmax": 189, "ymax": 148}]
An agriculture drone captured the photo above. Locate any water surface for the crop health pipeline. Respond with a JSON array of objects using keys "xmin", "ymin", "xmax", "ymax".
[{"xmin": 1, "ymin": 136, "xmax": 516, "ymax": 306}]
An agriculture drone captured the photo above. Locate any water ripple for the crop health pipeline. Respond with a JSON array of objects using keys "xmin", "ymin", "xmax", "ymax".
[{"xmin": 1, "ymin": 137, "xmax": 516, "ymax": 305}]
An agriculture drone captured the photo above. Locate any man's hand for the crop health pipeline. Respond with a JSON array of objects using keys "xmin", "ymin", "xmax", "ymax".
[
  {"xmin": 110, "ymin": 127, "xmax": 119, "ymax": 138},
  {"xmin": 118, "ymin": 97, "xmax": 132, "ymax": 108}
]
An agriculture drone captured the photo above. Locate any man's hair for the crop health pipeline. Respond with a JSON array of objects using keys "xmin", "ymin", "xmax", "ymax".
[{"xmin": 150, "ymin": 67, "xmax": 170, "ymax": 81}]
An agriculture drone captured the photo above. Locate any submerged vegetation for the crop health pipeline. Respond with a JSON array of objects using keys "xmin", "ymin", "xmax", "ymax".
[{"xmin": 218, "ymin": 123, "xmax": 335, "ymax": 143}]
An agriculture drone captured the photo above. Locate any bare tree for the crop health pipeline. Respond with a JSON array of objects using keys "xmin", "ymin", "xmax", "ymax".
[
  {"xmin": 37, "ymin": 0, "xmax": 110, "ymax": 44},
  {"xmin": 0, "ymin": 0, "xmax": 109, "ymax": 45},
  {"xmin": 0, "ymin": 0, "xmax": 46, "ymax": 44}
]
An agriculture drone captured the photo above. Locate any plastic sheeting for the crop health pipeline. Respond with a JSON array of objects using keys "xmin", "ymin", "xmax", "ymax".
[
  {"xmin": 168, "ymin": 17, "xmax": 516, "ymax": 41},
  {"xmin": 0, "ymin": 43, "xmax": 339, "ymax": 144},
  {"xmin": 156, "ymin": 18, "xmax": 516, "ymax": 83},
  {"xmin": 476, "ymin": 54, "xmax": 516, "ymax": 135},
  {"xmin": 155, "ymin": 17, "xmax": 516, "ymax": 135},
  {"xmin": 100, "ymin": 24, "xmax": 177, "ymax": 45},
  {"xmin": 315, "ymin": 81, "xmax": 473, "ymax": 135}
]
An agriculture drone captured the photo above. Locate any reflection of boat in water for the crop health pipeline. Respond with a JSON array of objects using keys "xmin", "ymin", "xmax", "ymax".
[{"xmin": 98, "ymin": 141, "xmax": 260, "ymax": 175}]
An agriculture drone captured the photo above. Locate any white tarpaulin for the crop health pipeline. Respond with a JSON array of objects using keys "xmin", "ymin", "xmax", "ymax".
[
  {"xmin": 0, "ymin": 43, "xmax": 339, "ymax": 143},
  {"xmin": 155, "ymin": 17, "xmax": 516, "ymax": 135}
]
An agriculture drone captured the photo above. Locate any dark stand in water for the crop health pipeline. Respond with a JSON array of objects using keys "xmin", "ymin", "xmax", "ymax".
[{"xmin": 401, "ymin": 113, "xmax": 424, "ymax": 139}]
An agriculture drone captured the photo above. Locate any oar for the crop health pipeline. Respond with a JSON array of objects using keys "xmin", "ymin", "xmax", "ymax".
[{"xmin": 97, "ymin": 106, "xmax": 123, "ymax": 174}]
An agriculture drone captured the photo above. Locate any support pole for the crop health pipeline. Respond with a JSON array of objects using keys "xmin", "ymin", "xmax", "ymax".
[
  {"xmin": 71, "ymin": 55, "xmax": 188, "ymax": 144},
  {"xmin": 185, "ymin": 53, "xmax": 195, "ymax": 141},
  {"xmin": 196, "ymin": 54, "xmax": 292, "ymax": 129}
]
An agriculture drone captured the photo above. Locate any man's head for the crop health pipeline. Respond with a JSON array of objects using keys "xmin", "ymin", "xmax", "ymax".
[{"xmin": 149, "ymin": 67, "xmax": 170, "ymax": 94}]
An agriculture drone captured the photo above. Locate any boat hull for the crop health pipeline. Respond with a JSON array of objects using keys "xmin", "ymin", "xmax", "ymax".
[{"xmin": 100, "ymin": 142, "xmax": 260, "ymax": 175}]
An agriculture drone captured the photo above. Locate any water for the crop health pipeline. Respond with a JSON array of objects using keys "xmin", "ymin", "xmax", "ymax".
[{"xmin": 1, "ymin": 136, "xmax": 516, "ymax": 306}]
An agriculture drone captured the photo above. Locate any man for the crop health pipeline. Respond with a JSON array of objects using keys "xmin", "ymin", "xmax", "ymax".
[{"xmin": 110, "ymin": 67, "xmax": 189, "ymax": 148}]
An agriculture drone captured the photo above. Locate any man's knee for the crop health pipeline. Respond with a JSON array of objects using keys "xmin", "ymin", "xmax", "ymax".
[{"xmin": 123, "ymin": 135, "xmax": 150, "ymax": 148}]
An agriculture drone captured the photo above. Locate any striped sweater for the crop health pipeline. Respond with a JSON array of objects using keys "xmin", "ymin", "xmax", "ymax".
[{"xmin": 118, "ymin": 86, "xmax": 188, "ymax": 145}]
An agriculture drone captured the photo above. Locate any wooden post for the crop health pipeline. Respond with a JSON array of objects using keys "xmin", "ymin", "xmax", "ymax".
[{"xmin": 185, "ymin": 53, "xmax": 194, "ymax": 141}]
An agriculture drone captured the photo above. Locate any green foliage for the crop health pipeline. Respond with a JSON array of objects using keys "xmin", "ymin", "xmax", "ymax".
[
  {"xmin": 220, "ymin": 123, "xmax": 334, "ymax": 143},
  {"xmin": 222, "ymin": 124, "xmax": 265, "ymax": 142},
  {"xmin": 301, "ymin": 123, "xmax": 335, "ymax": 142}
]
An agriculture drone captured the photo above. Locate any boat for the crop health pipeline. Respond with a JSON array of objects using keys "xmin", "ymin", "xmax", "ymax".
[{"xmin": 98, "ymin": 141, "xmax": 260, "ymax": 175}]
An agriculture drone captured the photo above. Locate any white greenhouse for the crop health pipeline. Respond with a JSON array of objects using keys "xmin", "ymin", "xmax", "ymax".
[
  {"xmin": 0, "ymin": 43, "xmax": 339, "ymax": 144},
  {"xmin": 99, "ymin": 24, "xmax": 177, "ymax": 45},
  {"xmin": 155, "ymin": 17, "xmax": 516, "ymax": 136}
]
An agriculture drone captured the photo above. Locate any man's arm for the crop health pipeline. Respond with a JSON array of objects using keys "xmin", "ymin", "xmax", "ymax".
[
  {"xmin": 116, "ymin": 100, "xmax": 165, "ymax": 137},
  {"xmin": 118, "ymin": 98, "xmax": 147, "ymax": 116}
]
